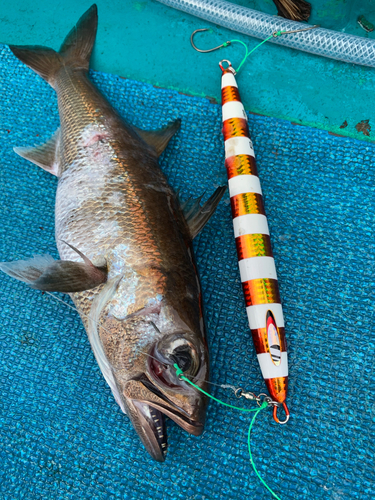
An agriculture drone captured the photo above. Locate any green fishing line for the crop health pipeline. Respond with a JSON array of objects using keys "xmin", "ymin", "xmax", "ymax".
[
  {"xmin": 174, "ymin": 364, "xmax": 281, "ymax": 499},
  {"xmin": 174, "ymin": 364, "xmax": 263, "ymax": 412},
  {"xmin": 231, "ymin": 31, "xmax": 283, "ymax": 73},
  {"xmin": 248, "ymin": 407, "xmax": 282, "ymax": 500}
]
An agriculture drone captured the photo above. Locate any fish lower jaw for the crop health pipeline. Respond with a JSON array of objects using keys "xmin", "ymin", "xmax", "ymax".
[
  {"xmin": 125, "ymin": 379, "xmax": 205, "ymax": 461},
  {"xmin": 133, "ymin": 401, "xmax": 168, "ymax": 462},
  {"xmin": 132, "ymin": 398, "xmax": 204, "ymax": 462},
  {"xmin": 129, "ymin": 376, "xmax": 205, "ymax": 435}
]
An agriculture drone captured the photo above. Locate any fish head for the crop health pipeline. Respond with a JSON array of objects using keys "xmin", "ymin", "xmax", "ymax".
[
  {"xmin": 98, "ymin": 297, "xmax": 209, "ymax": 462},
  {"xmin": 122, "ymin": 326, "xmax": 209, "ymax": 462}
]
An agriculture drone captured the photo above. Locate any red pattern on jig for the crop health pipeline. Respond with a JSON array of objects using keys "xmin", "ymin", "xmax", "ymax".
[{"xmin": 219, "ymin": 59, "xmax": 289, "ymax": 424}]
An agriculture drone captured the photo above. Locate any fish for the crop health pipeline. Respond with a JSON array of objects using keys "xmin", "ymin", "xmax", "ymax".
[{"xmin": 0, "ymin": 4, "xmax": 226, "ymax": 462}]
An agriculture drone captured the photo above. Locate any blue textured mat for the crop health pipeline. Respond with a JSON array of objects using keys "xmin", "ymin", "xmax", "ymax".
[{"xmin": 1, "ymin": 43, "xmax": 374, "ymax": 499}]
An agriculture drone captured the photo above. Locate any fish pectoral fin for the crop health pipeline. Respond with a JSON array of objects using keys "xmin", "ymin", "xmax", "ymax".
[
  {"xmin": 0, "ymin": 244, "xmax": 107, "ymax": 293},
  {"xmin": 14, "ymin": 128, "xmax": 61, "ymax": 176},
  {"xmin": 182, "ymin": 186, "xmax": 227, "ymax": 239},
  {"xmin": 135, "ymin": 118, "xmax": 181, "ymax": 157}
]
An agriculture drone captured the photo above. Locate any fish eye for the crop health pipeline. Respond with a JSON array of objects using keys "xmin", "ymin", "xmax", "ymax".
[
  {"xmin": 150, "ymin": 335, "xmax": 201, "ymax": 386},
  {"xmin": 170, "ymin": 345, "xmax": 194, "ymax": 373},
  {"xmin": 167, "ymin": 339, "xmax": 200, "ymax": 377}
]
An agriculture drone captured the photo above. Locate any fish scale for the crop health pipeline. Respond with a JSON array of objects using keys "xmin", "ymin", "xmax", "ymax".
[{"xmin": 54, "ymin": 67, "xmax": 188, "ymax": 322}]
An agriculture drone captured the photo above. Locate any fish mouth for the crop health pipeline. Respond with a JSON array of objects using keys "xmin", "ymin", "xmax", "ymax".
[
  {"xmin": 140, "ymin": 375, "xmax": 204, "ymax": 433},
  {"xmin": 129, "ymin": 375, "xmax": 204, "ymax": 462}
]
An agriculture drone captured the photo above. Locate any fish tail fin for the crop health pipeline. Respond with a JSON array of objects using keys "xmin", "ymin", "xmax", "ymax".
[
  {"xmin": 59, "ymin": 4, "xmax": 98, "ymax": 71},
  {"xmin": 9, "ymin": 45, "xmax": 63, "ymax": 89},
  {"xmin": 9, "ymin": 4, "xmax": 98, "ymax": 89}
]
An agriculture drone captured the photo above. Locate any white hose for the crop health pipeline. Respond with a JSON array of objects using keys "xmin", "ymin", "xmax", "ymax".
[{"xmin": 157, "ymin": 0, "xmax": 375, "ymax": 67}]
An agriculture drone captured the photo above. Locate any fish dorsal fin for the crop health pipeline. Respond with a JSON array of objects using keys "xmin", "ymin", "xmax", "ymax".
[
  {"xmin": 14, "ymin": 128, "xmax": 61, "ymax": 176},
  {"xmin": 182, "ymin": 186, "xmax": 227, "ymax": 239},
  {"xmin": 135, "ymin": 119, "xmax": 181, "ymax": 157},
  {"xmin": 0, "ymin": 242, "xmax": 107, "ymax": 292}
]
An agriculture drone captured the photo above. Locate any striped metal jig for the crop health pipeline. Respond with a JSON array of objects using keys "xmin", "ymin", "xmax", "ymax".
[{"xmin": 219, "ymin": 59, "xmax": 289, "ymax": 424}]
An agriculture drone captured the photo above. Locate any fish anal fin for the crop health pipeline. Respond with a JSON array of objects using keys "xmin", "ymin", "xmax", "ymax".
[
  {"xmin": 135, "ymin": 119, "xmax": 181, "ymax": 157},
  {"xmin": 0, "ymin": 246, "xmax": 107, "ymax": 293},
  {"xmin": 182, "ymin": 186, "xmax": 227, "ymax": 239},
  {"xmin": 14, "ymin": 129, "xmax": 61, "ymax": 176}
]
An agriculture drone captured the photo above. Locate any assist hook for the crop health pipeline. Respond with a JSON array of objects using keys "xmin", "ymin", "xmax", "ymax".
[
  {"xmin": 191, "ymin": 24, "xmax": 320, "ymax": 54},
  {"xmin": 190, "ymin": 28, "xmax": 231, "ymax": 53},
  {"xmin": 273, "ymin": 24, "xmax": 320, "ymax": 37}
]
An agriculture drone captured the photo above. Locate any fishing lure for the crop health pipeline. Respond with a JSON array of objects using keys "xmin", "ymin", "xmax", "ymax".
[
  {"xmin": 219, "ymin": 59, "xmax": 289, "ymax": 423},
  {"xmin": 188, "ymin": 27, "xmax": 322, "ymax": 424}
]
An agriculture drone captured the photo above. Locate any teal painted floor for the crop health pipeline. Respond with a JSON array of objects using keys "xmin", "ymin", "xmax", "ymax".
[
  {"xmin": 1, "ymin": 4, "xmax": 375, "ymax": 499},
  {"xmin": 1, "ymin": 0, "xmax": 375, "ymax": 142}
]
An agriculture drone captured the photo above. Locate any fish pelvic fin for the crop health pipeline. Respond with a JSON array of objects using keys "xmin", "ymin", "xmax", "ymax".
[
  {"xmin": 135, "ymin": 119, "xmax": 182, "ymax": 157},
  {"xmin": 9, "ymin": 4, "xmax": 98, "ymax": 89},
  {"xmin": 182, "ymin": 186, "xmax": 227, "ymax": 239},
  {"xmin": 0, "ymin": 242, "xmax": 107, "ymax": 293},
  {"xmin": 14, "ymin": 128, "xmax": 61, "ymax": 176}
]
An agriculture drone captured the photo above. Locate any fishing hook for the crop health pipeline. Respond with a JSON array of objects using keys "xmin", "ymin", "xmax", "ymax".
[
  {"xmin": 190, "ymin": 28, "xmax": 232, "ymax": 53},
  {"xmin": 273, "ymin": 402, "xmax": 290, "ymax": 425},
  {"xmin": 191, "ymin": 25, "xmax": 319, "ymax": 53}
]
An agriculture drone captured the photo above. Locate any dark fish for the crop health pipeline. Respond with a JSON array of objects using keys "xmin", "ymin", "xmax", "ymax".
[{"xmin": 0, "ymin": 5, "xmax": 225, "ymax": 461}]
